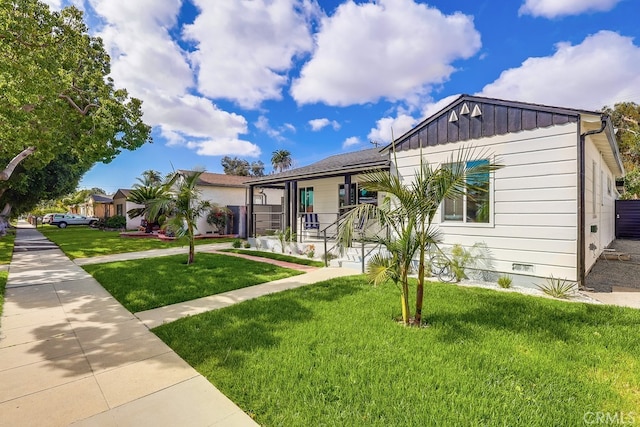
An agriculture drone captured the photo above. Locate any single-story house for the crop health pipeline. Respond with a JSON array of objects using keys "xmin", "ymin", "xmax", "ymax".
[
  {"xmin": 190, "ymin": 172, "xmax": 282, "ymax": 236},
  {"xmin": 78, "ymin": 193, "xmax": 113, "ymax": 219},
  {"xmin": 248, "ymin": 95, "xmax": 625, "ymax": 288},
  {"xmin": 112, "ymin": 189, "xmax": 144, "ymax": 230}
]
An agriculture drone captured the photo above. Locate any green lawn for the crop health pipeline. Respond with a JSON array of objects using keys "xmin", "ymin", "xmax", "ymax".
[
  {"xmin": 39, "ymin": 225, "xmax": 234, "ymax": 259},
  {"xmin": 221, "ymin": 249, "xmax": 325, "ymax": 267},
  {"xmin": 83, "ymin": 253, "xmax": 303, "ymax": 312},
  {"xmin": 154, "ymin": 277, "xmax": 640, "ymax": 426},
  {"xmin": 0, "ymin": 230, "xmax": 15, "ymax": 319}
]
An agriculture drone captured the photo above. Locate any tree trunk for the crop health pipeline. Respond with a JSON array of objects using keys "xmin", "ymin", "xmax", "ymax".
[
  {"xmin": 0, "ymin": 147, "xmax": 37, "ymax": 181},
  {"xmin": 415, "ymin": 233, "xmax": 426, "ymax": 326},
  {"xmin": 0, "ymin": 203, "xmax": 11, "ymax": 236},
  {"xmin": 187, "ymin": 222, "xmax": 195, "ymax": 265}
]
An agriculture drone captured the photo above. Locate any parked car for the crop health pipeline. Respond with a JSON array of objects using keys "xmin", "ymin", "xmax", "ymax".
[
  {"xmin": 42, "ymin": 213, "xmax": 56, "ymax": 224},
  {"xmin": 50, "ymin": 213, "xmax": 99, "ymax": 228}
]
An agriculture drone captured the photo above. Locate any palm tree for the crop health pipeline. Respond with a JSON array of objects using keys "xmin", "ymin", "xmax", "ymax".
[
  {"xmin": 147, "ymin": 170, "xmax": 210, "ymax": 265},
  {"xmin": 337, "ymin": 146, "xmax": 501, "ymax": 326},
  {"xmin": 271, "ymin": 149, "xmax": 292, "ymax": 173},
  {"xmin": 127, "ymin": 172, "xmax": 168, "ymax": 232}
]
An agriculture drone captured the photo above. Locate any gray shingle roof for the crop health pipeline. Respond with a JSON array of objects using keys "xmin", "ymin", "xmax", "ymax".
[{"xmin": 248, "ymin": 148, "xmax": 389, "ymax": 185}]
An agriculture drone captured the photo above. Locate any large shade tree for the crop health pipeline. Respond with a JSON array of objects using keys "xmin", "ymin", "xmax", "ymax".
[
  {"xmin": 337, "ymin": 147, "xmax": 501, "ymax": 326},
  {"xmin": 0, "ymin": 1, "xmax": 150, "ymax": 217}
]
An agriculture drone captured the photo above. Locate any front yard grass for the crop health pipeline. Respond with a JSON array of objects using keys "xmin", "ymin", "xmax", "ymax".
[
  {"xmin": 221, "ymin": 249, "xmax": 325, "ymax": 267},
  {"xmin": 0, "ymin": 229, "xmax": 15, "ymax": 319},
  {"xmin": 39, "ymin": 226, "xmax": 234, "ymax": 259},
  {"xmin": 83, "ymin": 253, "xmax": 303, "ymax": 312},
  {"xmin": 154, "ymin": 276, "xmax": 640, "ymax": 426}
]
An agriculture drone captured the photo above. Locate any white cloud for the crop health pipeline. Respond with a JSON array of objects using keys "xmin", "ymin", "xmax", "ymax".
[
  {"xmin": 291, "ymin": 0, "xmax": 480, "ymax": 106},
  {"xmin": 184, "ymin": 0, "xmax": 317, "ymax": 109},
  {"xmin": 342, "ymin": 136, "xmax": 362, "ymax": 149},
  {"xmin": 368, "ymin": 114, "xmax": 418, "ymax": 144},
  {"xmin": 41, "ymin": 0, "xmax": 63, "ymax": 9},
  {"xmin": 255, "ymin": 116, "xmax": 296, "ymax": 141},
  {"xmin": 84, "ymin": 0, "xmax": 260, "ymax": 158},
  {"xmin": 478, "ymin": 31, "xmax": 640, "ymax": 110},
  {"xmin": 519, "ymin": 0, "xmax": 622, "ymax": 18},
  {"xmin": 309, "ymin": 118, "xmax": 341, "ymax": 131}
]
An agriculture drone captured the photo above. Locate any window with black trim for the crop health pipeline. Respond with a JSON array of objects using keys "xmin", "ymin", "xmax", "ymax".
[{"xmin": 443, "ymin": 159, "xmax": 491, "ymax": 223}]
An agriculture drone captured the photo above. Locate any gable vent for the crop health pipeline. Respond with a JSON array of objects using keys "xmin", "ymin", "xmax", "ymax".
[
  {"xmin": 460, "ymin": 102, "xmax": 470, "ymax": 115},
  {"xmin": 449, "ymin": 111, "xmax": 458, "ymax": 122},
  {"xmin": 471, "ymin": 104, "xmax": 482, "ymax": 117}
]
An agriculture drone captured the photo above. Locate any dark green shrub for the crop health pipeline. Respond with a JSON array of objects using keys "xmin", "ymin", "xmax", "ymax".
[
  {"xmin": 105, "ymin": 215, "xmax": 126, "ymax": 229},
  {"xmin": 232, "ymin": 239, "xmax": 243, "ymax": 248}
]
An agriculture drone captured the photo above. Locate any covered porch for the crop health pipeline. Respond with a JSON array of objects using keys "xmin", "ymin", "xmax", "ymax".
[{"xmin": 246, "ymin": 148, "xmax": 390, "ymax": 241}]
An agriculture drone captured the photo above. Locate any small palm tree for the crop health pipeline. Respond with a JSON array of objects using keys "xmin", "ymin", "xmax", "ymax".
[
  {"xmin": 147, "ymin": 170, "xmax": 210, "ymax": 265},
  {"xmin": 127, "ymin": 174, "xmax": 169, "ymax": 232},
  {"xmin": 271, "ymin": 149, "xmax": 292, "ymax": 173},
  {"xmin": 337, "ymin": 146, "xmax": 501, "ymax": 326}
]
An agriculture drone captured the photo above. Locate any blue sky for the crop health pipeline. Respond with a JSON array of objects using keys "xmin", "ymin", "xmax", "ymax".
[{"xmin": 45, "ymin": 0, "xmax": 640, "ymax": 194}]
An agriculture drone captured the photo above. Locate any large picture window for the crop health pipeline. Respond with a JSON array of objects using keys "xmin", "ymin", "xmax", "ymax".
[
  {"xmin": 443, "ymin": 159, "xmax": 490, "ymax": 223},
  {"xmin": 299, "ymin": 187, "xmax": 314, "ymax": 212}
]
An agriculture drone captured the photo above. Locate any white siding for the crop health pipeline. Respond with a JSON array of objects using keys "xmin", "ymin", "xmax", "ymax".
[
  {"xmin": 113, "ymin": 196, "xmax": 144, "ymax": 230},
  {"xmin": 395, "ymin": 123, "xmax": 580, "ymax": 282},
  {"xmin": 584, "ymin": 136, "xmax": 617, "ymax": 273},
  {"xmin": 196, "ymin": 186, "xmax": 246, "ymax": 234}
]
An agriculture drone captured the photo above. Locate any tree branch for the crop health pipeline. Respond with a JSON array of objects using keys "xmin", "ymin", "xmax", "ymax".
[
  {"xmin": 58, "ymin": 94, "xmax": 98, "ymax": 115},
  {"xmin": 0, "ymin": 147, "xmax": 37, "ymax": 181}
]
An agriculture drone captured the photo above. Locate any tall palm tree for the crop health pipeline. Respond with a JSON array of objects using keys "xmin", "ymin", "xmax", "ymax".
[
  {"xmin": 147, "ymin": 170, "xmax": 210, "ymax": 265},
  {"xmin": 271, "ymin": 149, "xmax": 292, "ymax": 173},
  {"xmin": 337, "ymin": 146, "xmax": 501, "ymax": 326}
]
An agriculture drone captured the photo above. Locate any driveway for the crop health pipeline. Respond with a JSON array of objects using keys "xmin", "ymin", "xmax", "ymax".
[{"xmin": 584, "ymin": 239, "xmax": 640, "ymax": 293}]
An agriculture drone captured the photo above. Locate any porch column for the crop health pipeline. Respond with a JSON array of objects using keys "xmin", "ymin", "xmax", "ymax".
[
  {"xmin": 291, "ymin": 181, "xmax": 298, "ymax": 234},
  {"xmin": 247, "ymin": 185, "xmax": 254, "ymax": 237},
  {"xmin": 284, "ymin": 181, "xmax": 291, "ymax": 230},
  {"xmin": 344, "ymin": 174, "xmax": 352, "ymax": 210}
]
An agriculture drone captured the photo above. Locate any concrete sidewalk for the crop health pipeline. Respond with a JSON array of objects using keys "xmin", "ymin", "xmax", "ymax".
[{"xmin": 0, "ymin": 226, "xmax": 260, "ymax": 426}]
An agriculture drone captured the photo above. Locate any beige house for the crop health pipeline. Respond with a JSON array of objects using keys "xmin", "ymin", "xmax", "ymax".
[
  {"xmin": 112, "ymin": 189, "xmax": 144, "ymax": 230},
  {"xmin": 78, "ymin": 194, "xmax": 113, "ymax": 219}
]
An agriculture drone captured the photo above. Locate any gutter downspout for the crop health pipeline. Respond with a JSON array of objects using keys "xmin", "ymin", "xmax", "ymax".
[{"xmin": 578, "ymin": 117, "xmax": 607, "ymax": 287}]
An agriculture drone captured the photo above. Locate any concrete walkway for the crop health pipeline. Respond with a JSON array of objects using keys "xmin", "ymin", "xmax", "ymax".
[{"xmin": 0, "ymin": 224, "xmax": 359, "ymax": 426}]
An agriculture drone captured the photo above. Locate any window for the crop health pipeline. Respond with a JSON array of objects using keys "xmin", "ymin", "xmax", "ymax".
[
  {"xmin": 116, "ymin": 204, "xmax": 124, "ymax": 216},
  {"xmin": 339, "ymin": 183, "xmax": 378, "ymax": 212},
  {"xmin": 339, "ymin": 183, "xmax": 357, "ymax": 210},
  {"xmin": 443, "ymin": 159, "xmax": 490, "ymax": 223},
  {"xmin": 299, "ymin": 187, "xmax": 314, "ymax": 212}
]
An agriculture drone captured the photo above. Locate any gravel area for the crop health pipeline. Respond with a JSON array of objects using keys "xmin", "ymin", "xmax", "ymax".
[{"xmin": 584, "ymin": 239, "xmax": 640, "ymax": 293}]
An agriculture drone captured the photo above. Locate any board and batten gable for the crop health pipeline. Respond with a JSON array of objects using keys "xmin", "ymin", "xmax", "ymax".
[{"xmin": 394, "ymin": 123, "xmax": 580, "ymax": 282}]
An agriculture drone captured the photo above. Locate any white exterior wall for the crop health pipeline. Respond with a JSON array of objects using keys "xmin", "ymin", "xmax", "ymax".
[
  {"xmin": 395, "ymin": 123, "xmax": 580, "ymax": 282},
  {"xmin": 113, "ymin": 196, "xmax": 144, "ymax": 230},
  {"xmin": 584, "ymin": 136, "xmax": 617, "ymax": 273},
  {"xmin": 196, "ymin": 186, "xmax": 246, "ymax": 234}
]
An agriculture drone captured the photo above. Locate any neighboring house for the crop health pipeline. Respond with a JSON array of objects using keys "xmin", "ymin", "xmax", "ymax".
[
  {"xmin": 112, "ymin": 189, "xmax": 144, "ymax": 230},
  {"xmin": 248, "ymin": 95, "xmax": 625, "ymax": 288},
  {"xmin": 188, "ymin": 171, "xmax": 282, "ymax": 235},
  {"xmin": 78, "ymin": 194, "xmax": 114, "ymax": 219}
]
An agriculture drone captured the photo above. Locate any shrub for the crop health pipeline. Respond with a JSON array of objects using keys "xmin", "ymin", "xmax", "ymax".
[
  {"xmin": 105, "ymin": 215, "xmax": 126, "ymax": 229},
  {"xmin": 537, "ymin": 276, "xmax": 575, "ymax": 299},
  {"xmin": 497, "ymin": 275, "xmax": 513, "ymax": 288},
  {"xmin": 232, "ymin": 239, "xmax": 242, "ymax": 248},
  {"xmin": 244, "ymin": 242, "xmax": 251, "ymax": 248}
]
